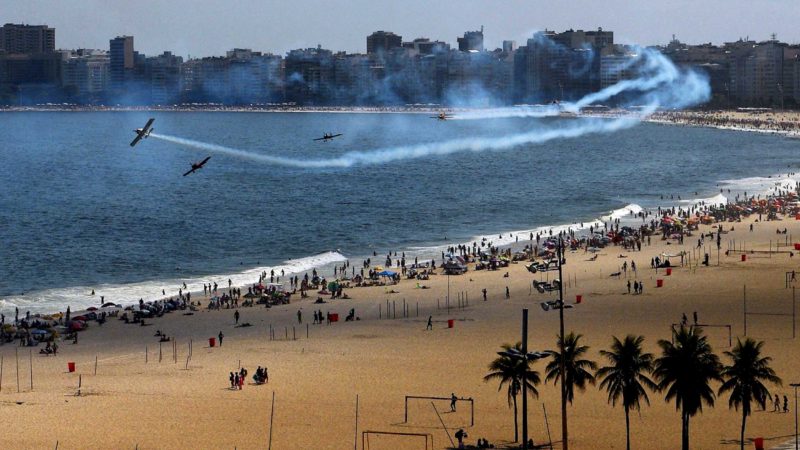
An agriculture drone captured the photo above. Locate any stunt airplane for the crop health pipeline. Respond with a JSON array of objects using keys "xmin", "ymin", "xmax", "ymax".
[
  {"xmin": 130, "ymin": 118, "xmax": 155, "ymax": 147},
  {"xmin": 313, "ymin": 133, "xmax": 343, "ymax": 142},
  {"xmin": 430, "ymin": 112, "xmax": 454, "ymax": 121},
  {"xmin": 182, "ymin": 156, "xmax": 211, "ymax": 177}
]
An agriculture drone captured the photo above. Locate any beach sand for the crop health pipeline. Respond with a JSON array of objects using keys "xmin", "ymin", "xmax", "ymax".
[{"xmin": 2, "ymin": 214, "xmax": 799, "ymax": 449}]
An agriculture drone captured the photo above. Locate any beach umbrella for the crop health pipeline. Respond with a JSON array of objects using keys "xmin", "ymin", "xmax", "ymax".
[
  {"xmin": 243, "ymin": 292, "xmax": 258, "ymax": 298},
  {"xmin": 30, "ymin": 329, "xmax": 48, "ymax": 335},
  {"xmin": 87, "ymin": 307, "xmax": 98, "ymax": 311},
  {"xmin": 378, "ymin": 270, "xmax": 397, "ymax": 277}
]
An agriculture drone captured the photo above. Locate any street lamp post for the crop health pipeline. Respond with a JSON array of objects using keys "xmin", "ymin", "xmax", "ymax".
[
  {"xmin": 557, "ymin": 237, "xmax": 568, "ymax": 450},
  {"xmin": 498, "ymin": 309, "xmax": 548, "ymax": 450},
  {"xmin": 791, "ymin": 383, "xmax": 800, "ymax": 450}
]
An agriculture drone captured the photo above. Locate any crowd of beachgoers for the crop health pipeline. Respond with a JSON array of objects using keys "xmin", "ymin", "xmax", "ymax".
[
  {"xmin": 5, "ymin": 177, "xmax": 800, "ymax": 359},
  {"xmin": 649, "ymin": 109, "xmax": 800, "ymax": 135}
]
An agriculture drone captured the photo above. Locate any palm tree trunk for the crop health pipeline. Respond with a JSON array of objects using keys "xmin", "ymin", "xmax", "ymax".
[
  {"xmin": 740, "ymin": 410, "xmax": 746, "ymax": 450},
  {"xmin": 625, "ymin": 406, "xmax": 631, "ymax": 450},
  {"xmin": 513, "ymin": 394, "xmax": 519, "ymax": 442},
  {"xmin": 682, "ymin": 411, "xmax": 690, "ymax": 450}
]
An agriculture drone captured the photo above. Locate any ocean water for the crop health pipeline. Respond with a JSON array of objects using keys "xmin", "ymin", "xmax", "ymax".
[{"xmin": 0, "ymin": 111, "xmax": 798, "ymax": 314}]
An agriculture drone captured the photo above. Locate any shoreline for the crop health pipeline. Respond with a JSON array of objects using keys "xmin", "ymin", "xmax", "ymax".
[
  {"xmin": 3, "ymin": 186, "xmax": 800, "ymax": 449},
  {"xmin": 4, "ymin": 162, "xmax": 798, "ymax": 318}
]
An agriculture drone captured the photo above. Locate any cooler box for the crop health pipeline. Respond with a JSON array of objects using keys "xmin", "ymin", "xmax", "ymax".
[
  {"xmin": 794, "ymin": 243, "xmax": 800, "ymax": 250},
  {"xmin": 209, "ymin": 337, "xmax": 216, "ymax": 348},
  {"xmin": 666, "ymin": 268, "xmax": 672, "ymax": 276},
  {"xmin": 447, "ymin": 319, "xmax": 454, "ymax": 328},
  {"xmin": 575, "ymin": 295, "xmax": 582, "ymax": 304},
  {"xmin": 753, "ymin": 437, "xmax": 764, "ymax": 450},
  {"xmin": 330, "ymin": 313, "xmax": 339, "ymax": 322},
  {"xmin": 67, "ymin": 362, "xmax": 75, "ymax": 373},
  {"xmin": 656, "ymin": 279, "xmax": 664, "ymax": 288},
  {"xmin": 741, "ymin": 254, "xmax": 747, "ymax": 262}
]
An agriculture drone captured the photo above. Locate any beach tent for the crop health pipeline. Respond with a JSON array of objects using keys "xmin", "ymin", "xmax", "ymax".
[{"xmin": 377, "ymin": 270, "xmax": 397, "ymax": 277}]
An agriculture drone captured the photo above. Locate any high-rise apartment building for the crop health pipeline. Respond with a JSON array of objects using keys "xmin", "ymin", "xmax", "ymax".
[
  {"xmin": 458, "ymin": 27, "xmax": 484, "ymax": 52},
  {"xmin": 109, "ymin": 36, "xmax": 134, "ymax": 90},
  {"xmin": 0, "ymin": 23, "xmax": 55, "ymax": 54},
  {"xmin": 367, "ymin": 31, "xmax": 402, "ymax": 55}
]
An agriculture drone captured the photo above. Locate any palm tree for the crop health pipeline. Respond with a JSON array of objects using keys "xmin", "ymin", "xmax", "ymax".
[
  {"xmin": 596, "ymin": 335, "xmax": 658, "ymax": 450},
  {"xmin": 484, "ymin": 342, "xmax": 542, "ymax": 442},
  {"xmin": 719, "ymin": 338, "xmax": 782, "ymax": 450},
  {"xmin": 653, "ymin": 325, "xmax": 722, "ymax": 450},
  {"xmin": 545, "ymin": 332, "xmax": 597, "ymax": 403}
]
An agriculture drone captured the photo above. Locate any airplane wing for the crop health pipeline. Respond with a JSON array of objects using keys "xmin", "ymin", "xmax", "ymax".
[
  {"xmin": 199, "ymin": 156, "xmax": 211, "ymax": 166},
  {"xmin": 143, "ymin": 118, "xmax": 155, "ymax": 131},
  {"xmin": 331, "ymin": 134, "xmax": 343, "ymax": 138},
  {"xmin": 182, "ymin": 168, "xmax": 196, "ymax": 177},
  {"xmin": 130, "ymin": 134, "xmax": 144, "ymax": 147},
  {"xmin": 313, "ymin": 137, "xmax": 326, "ymax": 141}
]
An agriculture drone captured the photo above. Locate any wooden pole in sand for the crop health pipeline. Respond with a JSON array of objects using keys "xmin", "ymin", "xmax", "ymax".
[
  {"xmin": 543, "ymin": 403, "xmax": 554, "ymax": 450},
  {"xmin": 0, "ymin": 355, "xmax": 3, "ymax": 392},
  {"xmin": 159, "ymin": 342, "xmax": 162, "ymax": 363},
  {"xmin": 306, "ymin": 324, "xmax": 309, "ymax": 339},
  {"xmin": 794, "ymin": 287, "xmax": 797, "ymax": 339},
  {"xmin": 431, "ymin": 402, "xmax": 455, "ymax": 448},
  {"xmin": 94, "ymin": 355, "xmax": 98, "ymax": 376},
  {"xmin": 29, "ymin": 349, "xmax": 32, "ymax": 390},
  {"xmin": 354, "ymin": 394, "xmax": 359, "ymax": 450},
  {"xmin": 145, "ymin": 346, "xmax": 148, "ymax": 363},
  {"xmin": 16, "ymin": 348, "xmax": 19, "ymax": 393},
  {"xmin": 268, "ymin": 391, "xmax": 275, "ymax": 450},
  {"xmin": 743, "ymin": 284, "xmax": 747, "ymax": 336}
]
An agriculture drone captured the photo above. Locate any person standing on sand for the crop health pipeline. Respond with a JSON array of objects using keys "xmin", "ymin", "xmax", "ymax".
[
  {"xmin": 297, "ymin": 310, "xmax": 302, "ymax": 324},
  {"xmin": 451, "ymin": 393, "xmax": 457, "ymax": 412},
  {"xmin": 229, "ymin": 372, "xmax": 235, "ymax": 389},
  {"xmin": 774, "ymin": 394, "xmax": 781, "ymax": 412},
  {"xmin": 482, "ymin": 288, "xmax": 487, "ymax": 301},
  {"xmin": 505, "ymin": 286, "xmax": 510, "ymax": 299},
  {"xmin": 785, "ymin": 395, "xmax": 789, "ymax": 413},
  {"xmin": 627, "ymin": 281, "xmax": 631, "ymax": 294},
  {"xmin": 218, "ymin": 331, "xmax": 224, "ymax": 346},
  {"xmin": 234, "ymin": 310, "xmax": 239, "ymax": 325},
  {"xmin": 426, "ymin": 316, "xmax": 433, "ymax": 330}
]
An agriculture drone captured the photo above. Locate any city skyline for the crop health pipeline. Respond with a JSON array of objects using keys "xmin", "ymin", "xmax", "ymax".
[{"xmin": 2, "ymin": 0, "xmax": 799, "ymax": 58}]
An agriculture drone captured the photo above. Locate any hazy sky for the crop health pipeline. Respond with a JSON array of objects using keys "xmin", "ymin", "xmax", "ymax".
[{"xmin": 2, "ymin": 0, "xmax": 797, "ymax": 58}]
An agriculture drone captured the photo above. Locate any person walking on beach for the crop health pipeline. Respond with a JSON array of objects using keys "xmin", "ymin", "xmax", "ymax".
[
  {"xmin": 482, "ymin": 288, "xmax": 487, "ymax": 301},
  {"xmin": 297, "ymin": 310, "xmax": 302, "ymax": 324},
  {"xmin": 784, "ymin": 395, "xmax": 789, "ymax": 413},
  {"xmin": 229, "ymin": 372, "xmax": 235, "ymax": 389},
  {"xmin": 627, "ymin": 280, "xmax": 631, "ymax": 294},
  {"xmin": 426, "ymin": 316, "xmax": 433, "ymax": 330},
  {"xmin": 218, "ymin": 331, "xmax": 224, "ymax": 346},
  {"xmin": 505, "ymin": 286, "xmax": 510, "ymax": 299},
  {"xmin": 234, "ymin": 310, "xmax": 240, "ymax": 325},
  {"xmin": 451, "ymin": 393, "xmax": 458, "ymax": 412},
  {"xmin": 774, "ymin": 394, "xmax": 781, "ymax": 412}
]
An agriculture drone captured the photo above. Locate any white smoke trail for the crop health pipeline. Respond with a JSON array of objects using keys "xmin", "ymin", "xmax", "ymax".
[
  {"xmin": 455, "ymin": 46, "xmax": 710, "ymax": 119},
  {"xmin": 152, "ymin": 112, "xmax": 646, "ymax": 169},
  {"xmin": 151, "ymin": 45, "xmax": 708, "ymax": 169}
]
